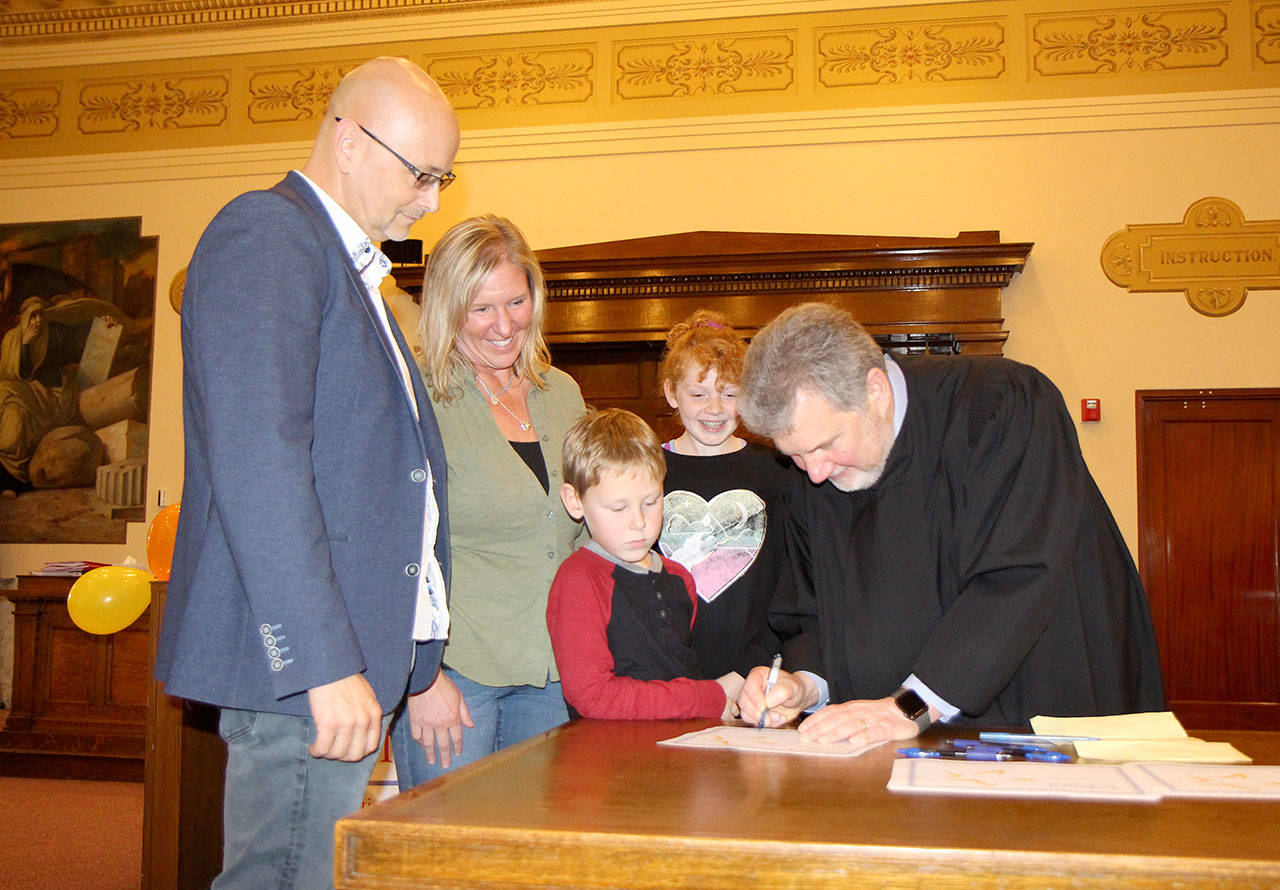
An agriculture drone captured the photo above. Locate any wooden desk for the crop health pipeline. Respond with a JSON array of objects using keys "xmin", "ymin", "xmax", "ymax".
[
  {"xmin": 336, "ymin": 720, "xmax": 1280, "ymax": 889},
  {"xmin": 0, "ymin": 574, "xmax": 148, "ymax": 780},
  {"xmin": 142, "ymin": 581, "xmax": 226, "ymax": 890}
]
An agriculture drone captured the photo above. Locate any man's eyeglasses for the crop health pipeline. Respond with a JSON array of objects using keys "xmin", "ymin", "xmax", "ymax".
[{"xmin": 336, "ymin": 117, "xmax": 456, "ymax": 191}]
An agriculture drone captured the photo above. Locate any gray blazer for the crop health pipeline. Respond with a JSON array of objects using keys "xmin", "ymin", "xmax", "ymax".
[{"xmin": 154, "ymin": 171, "xmax": 450, "ymax": 716}]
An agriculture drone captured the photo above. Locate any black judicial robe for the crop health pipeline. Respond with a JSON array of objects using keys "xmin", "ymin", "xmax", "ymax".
[{"xmin": 775, "ymin": 354, "xmax": 1165, "ymax": 725}]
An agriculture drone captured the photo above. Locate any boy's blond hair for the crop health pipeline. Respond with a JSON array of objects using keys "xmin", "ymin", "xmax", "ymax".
[{"xmin": 562, "ymin": 408, "xmax": 664, "ymax": 494}]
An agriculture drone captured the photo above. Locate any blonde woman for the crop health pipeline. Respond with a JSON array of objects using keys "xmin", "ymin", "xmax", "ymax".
[{"xmin": 390, "ymin": 215, "xmax": 585, "ymax": 788}]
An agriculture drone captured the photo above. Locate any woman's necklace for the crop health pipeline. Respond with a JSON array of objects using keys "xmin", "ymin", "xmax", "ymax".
[
  {"xmin": 486, "ymin": 374, "xmax": 517, "ymax": 401},
  {"xmin": 475, "ymin": 373, "xmax": 531, "ymax": 432}
]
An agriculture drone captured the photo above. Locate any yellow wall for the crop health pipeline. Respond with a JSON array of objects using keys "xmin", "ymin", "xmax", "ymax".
[{"xmin": 2, "ymin": 0, "xmax": 1279, "ymax": 575}]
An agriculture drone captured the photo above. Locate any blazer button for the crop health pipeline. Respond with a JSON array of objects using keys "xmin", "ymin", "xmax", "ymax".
[
  {"xmin": 268, "ymin": 647, "xmax": 281, "ymax": 658},
  {"xmin": 263, "ymin": 635, "xmax": 277, "ymax": 647},
  {"xmin": 410, "ymin": 468, "xmax": 427, "ymax": 483},
  {"xmin": 405, "ymin": 563, "xmax": 421, "ymax": 577},
  {"xmin": 270, "ymin": 658, "xmax": 284, "ymax": 671},
  {"xmin": 259, "ymin": 624, "xmax": 272, "ymax": 635}
]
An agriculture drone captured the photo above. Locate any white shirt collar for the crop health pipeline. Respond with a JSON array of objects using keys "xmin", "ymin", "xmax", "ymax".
[
  {"xmin": 294, "ymin": 171, "xmax": 390, "ymax": 291},
  {"xmin": 884, "ymin": 353, "xmax": 908, "ymax": 439}
]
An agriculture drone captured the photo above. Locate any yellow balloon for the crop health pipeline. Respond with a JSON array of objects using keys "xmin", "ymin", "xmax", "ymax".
[{"xmin": 67, "ymin": 566, "xmax": 155, "ymax": 635}]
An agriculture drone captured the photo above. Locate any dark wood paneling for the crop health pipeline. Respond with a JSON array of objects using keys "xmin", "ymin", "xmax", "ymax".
[
  {"xmin": 550, "ymin": 341, "xmax": 682, "ymax": 441},
  {"xmin": 0, "ymin": 574, "xmax": 147, "ymax": 779},
  {"xmin": 143, "ymin": 581, "xmax": 226, "ymax": 890},
  {"xmin": 394, "ymin": 229, "xmax": 1032, "ymax": 435},
  {"xmin": 1137, "ymin": 389, "xmax": 1280, "ymax": 729}
]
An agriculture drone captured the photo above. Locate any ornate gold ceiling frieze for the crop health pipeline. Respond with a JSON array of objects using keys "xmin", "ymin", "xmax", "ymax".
[
  {"xmin": 430, "ymin": 46, "xmax": 595, "ymax": 109},
  {"xmin": 78, "ymin": 74, "xmax": 229, "ymax": 133},
  {"xmin": 1258, "ymin": 3, "xmax": 1280, "ymax": 64},
  {"xmin": 247, "ymin": 63, "xmax": 358, "ymax": 123},
  {"xmin": 1030, "ymin": 6, "xmax": 1229, "ymax": 77},
  {"xmin": 0, "ymin": 84, "xmax": 59, "ymax": 137},
  {"xmin": 614, "ymin": 32, "xmax": 795, "ymax": 99},
  {"xmin": 816, "ymin": 18, "xmax": 1007, "ymax": 87},
  {"xmin": 3, "ymin": 1, "xmax": 1279, "ymax": 160}
]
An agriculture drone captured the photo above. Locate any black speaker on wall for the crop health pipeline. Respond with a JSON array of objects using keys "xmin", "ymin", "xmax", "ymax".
[{"xmin": 381, "ymin": 238, "xmax": 423, "ymax": 265}]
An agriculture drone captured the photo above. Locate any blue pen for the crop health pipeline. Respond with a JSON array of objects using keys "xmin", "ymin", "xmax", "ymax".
[
  {"xmin": 967, "ymin": 744, "xmax": 1070, "ymax": 762},
  {"xmin": 947, "ymin": 738, "xmax": 1055, "ymax": 753},
  {"xmin": 1022, "ymin": 750, "xmax": 1072, "ymax": 762},
  {"xmin": 898, "ymin": 746, "xmax": 1070, "ymax": 763},
  {"xmin": 979, "ymin": 732, "xmax": 1098, "ymax": 745}
]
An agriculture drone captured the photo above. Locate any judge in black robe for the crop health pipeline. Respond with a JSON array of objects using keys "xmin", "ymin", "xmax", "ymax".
[{"xmin": 736, "ymin": 302, "xmax": 1164, "ymax": 743}]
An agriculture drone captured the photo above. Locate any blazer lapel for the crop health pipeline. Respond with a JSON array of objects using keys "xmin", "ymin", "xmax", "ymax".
[{"xmin": 275, "ymin": 174, "xmax": 426, "ymax": 442}]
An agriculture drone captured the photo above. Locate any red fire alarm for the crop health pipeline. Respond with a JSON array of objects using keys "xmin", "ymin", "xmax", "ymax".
[{"xmin": 1081, "ymin": 398, "xmax": 1101, "ymax": 422}]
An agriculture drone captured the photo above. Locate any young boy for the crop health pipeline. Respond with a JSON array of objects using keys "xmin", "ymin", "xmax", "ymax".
[{"xmin": 547, "ymin": 408, "xmax": 744, "ymax": 720}]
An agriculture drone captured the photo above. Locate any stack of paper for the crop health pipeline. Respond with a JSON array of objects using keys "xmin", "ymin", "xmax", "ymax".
[
  {"xmin": 1031, "ymin": 711, "xmax": 1250, "ymax": 764},
  {"xmin": 30, "ymin": 561, "xmax": 110, "ymax": 577},
  {"xmin": 888, "ymin": 759, "xmax": 1280, "ymax": 802}
]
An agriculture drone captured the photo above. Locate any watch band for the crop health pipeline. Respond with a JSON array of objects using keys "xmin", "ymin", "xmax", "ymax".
[{"xmin": 892, "ymin": 687, "xmax": 932, "ymax": 732}]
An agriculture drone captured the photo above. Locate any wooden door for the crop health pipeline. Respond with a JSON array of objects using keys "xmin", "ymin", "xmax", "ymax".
[{"xmin": 1136, "ymin": 390, "xmax": 1280, "ymax": 729}]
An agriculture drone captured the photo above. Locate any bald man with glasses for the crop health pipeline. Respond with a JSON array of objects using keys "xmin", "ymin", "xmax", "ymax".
[{"xmin": 155, "ymin": 57, "xmax": 458, "ymax": 889}]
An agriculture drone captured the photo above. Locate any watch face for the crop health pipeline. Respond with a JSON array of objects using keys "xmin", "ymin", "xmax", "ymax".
[{"xmin": 895, "ymin": 689, "xmax": 928, "ymax": 720}]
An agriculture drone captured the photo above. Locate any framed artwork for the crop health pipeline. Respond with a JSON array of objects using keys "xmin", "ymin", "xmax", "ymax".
[{"xmin": 0, "ymin": 216, "xmax": 157, "ymax": 543}]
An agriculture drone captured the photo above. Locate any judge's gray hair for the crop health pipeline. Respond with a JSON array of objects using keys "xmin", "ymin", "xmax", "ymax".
[{"xmin": 739, "ymin": 302, "xmax": 885, "ymax": 439}]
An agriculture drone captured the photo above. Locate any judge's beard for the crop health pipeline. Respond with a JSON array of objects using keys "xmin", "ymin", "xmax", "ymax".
[{"xmin": 828, "ymin": 408, "xmax": 896, "ymax": 492}]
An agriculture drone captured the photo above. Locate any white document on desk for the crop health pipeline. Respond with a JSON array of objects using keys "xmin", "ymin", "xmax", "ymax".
[
  {"xmin": 887, "ymin": 758, "xmax": 1162, "ymax": 801},
  {"xmin": 659, "ymin": 726, "xmax": 885, "ymax": 757},
  {"xmin": 889, "ymin": 759, "xmax": 1280, "ymax": 801},
  {"xmin": 1124, "ymin": 762, "xmax": 1280, "ymax": 799}
]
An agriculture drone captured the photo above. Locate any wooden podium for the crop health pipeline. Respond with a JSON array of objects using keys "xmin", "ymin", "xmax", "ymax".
[
  {"xmin": 0, "ymin": 574, "xmax": 148, "ymax": 780},
  {"xmin": 142, "ymin": 580, "xmax": 225, "ymax": 890}
]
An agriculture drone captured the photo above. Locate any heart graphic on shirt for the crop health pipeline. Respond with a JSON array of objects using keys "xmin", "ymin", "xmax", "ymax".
[{"xmin": 659, "ymin": 489, "xmax": 766, "ymax": 603}]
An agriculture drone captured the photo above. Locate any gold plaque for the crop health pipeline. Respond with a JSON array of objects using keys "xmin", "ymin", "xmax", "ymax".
[
  {"xmin": 169, "ymin": 267, "xmax": 186, "ymax": 314},
  {"xmin": 1102, "ymin": 197, "xmax": 1280, "ymax": 316}
]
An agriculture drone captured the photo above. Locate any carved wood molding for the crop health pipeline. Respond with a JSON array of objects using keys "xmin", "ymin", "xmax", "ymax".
[
  {"xmin": 394, "ymin": 230, "xmax": 1032, "ymax": 352},
  {"xmin": 533, "ymin": 230, "xmax": 1033, "ymax": 352},
  {"xmin": 544, "ymin": 266, "xmax": 1022, "ymax": 302}
]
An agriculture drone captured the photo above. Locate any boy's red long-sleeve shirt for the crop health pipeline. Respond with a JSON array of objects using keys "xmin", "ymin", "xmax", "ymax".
[{"xmin": 546, "ymin": 544, "xmax": 726, "ymax": 719}]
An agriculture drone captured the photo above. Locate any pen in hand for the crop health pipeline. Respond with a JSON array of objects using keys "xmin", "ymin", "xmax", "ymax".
[{"xmin": 756, "ymin": 653, "xmax": 783, "ymax": 730}]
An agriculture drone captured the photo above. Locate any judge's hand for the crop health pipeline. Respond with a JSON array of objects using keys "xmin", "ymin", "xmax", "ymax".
[
  {"xmin": 738, "ymin": 665, "xmax": 818, "ymax": 728},
  {"xmin": 306, "ymin": 673, "xmax": 384, "ymax": 761},
  {"xmin": 716, "ymin": 671, "xmax": 745, "ymax": 720},
  {"xmin": 797, "ymin": 696, "xmax": 936, "ymax": 745},
  {"xmin": 405, "ymin": 670, "xmax": 473, "ymax": 768}
]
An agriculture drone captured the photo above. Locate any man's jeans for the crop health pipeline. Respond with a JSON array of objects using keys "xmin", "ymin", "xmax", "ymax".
[{"xmin": 212, "ymin": 707, "xmax": 388, "ymax": 890}]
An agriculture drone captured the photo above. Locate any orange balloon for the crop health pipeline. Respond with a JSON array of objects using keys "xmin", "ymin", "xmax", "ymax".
[
  {"xmin": 146, "ymin": 502, "xmax": 181, "ymax": 581},
  {"xmin": 67, "ymin": 566, "xmax": 155, "ymax": 635}
]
